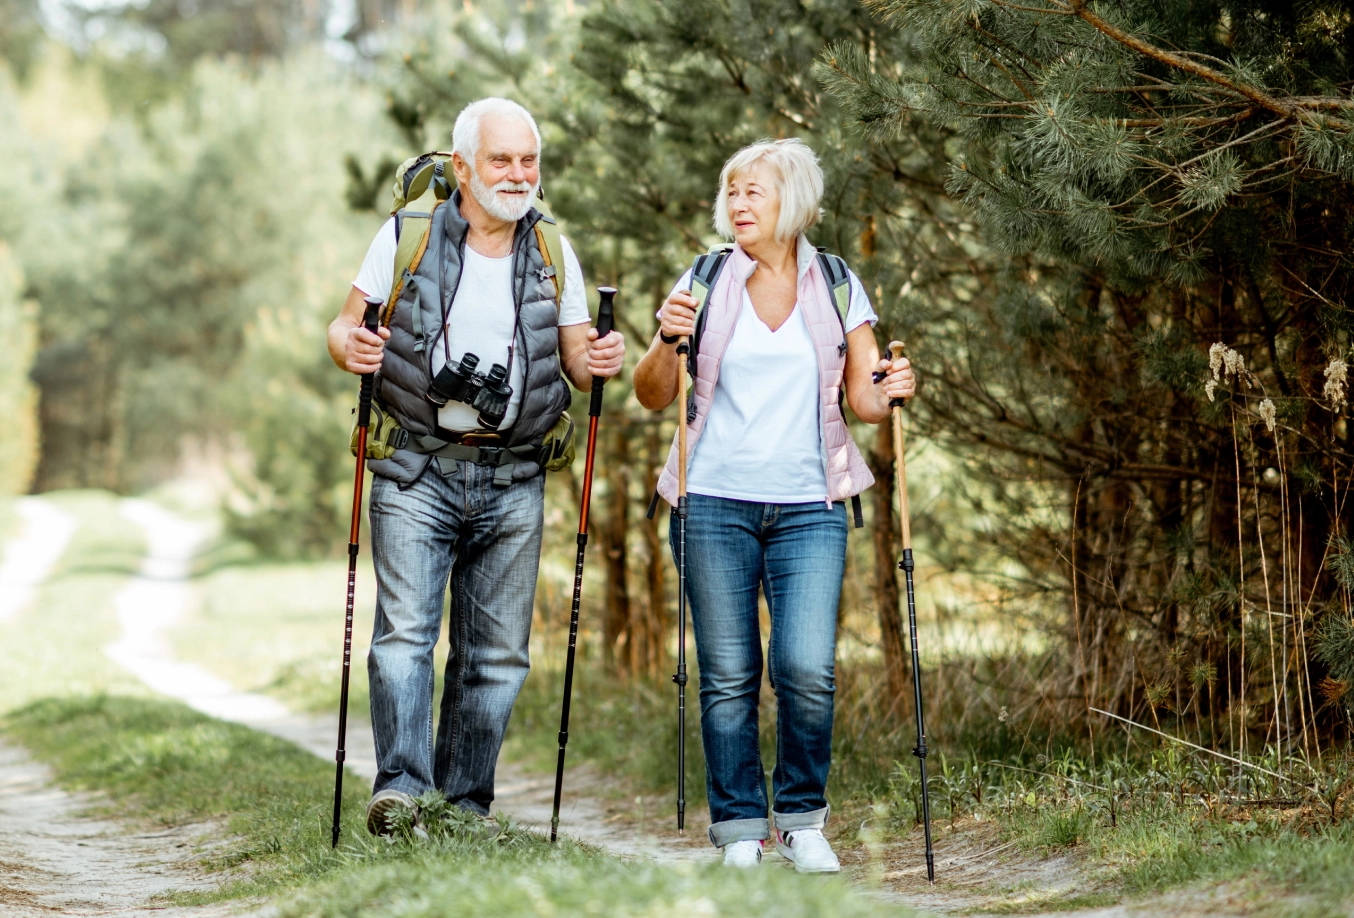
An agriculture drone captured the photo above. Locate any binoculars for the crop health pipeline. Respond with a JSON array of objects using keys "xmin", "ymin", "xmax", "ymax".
[{"xmin": 426, "ymin": 352, "xmax": 513, "ymax": 430}]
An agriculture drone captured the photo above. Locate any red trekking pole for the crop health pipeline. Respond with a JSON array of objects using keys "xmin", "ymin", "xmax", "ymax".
[
  {"xmin": 332, "ymin": 296, "xmax": 382, "ymax": 848},
  {"xmin": 550, "ymin": 286, "xmax": 617, "ymax": 842}
]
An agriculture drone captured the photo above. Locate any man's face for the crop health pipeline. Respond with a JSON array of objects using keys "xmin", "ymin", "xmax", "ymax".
[{"xmin": 454, "ymin": 115, "xmax": 541, "ymax": 223}]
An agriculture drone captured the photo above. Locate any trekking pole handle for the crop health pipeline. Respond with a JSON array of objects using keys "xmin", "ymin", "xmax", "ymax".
[
  {"xmin": 589, "ymin": 286, "xmax": 617, "ymax": 418},
  {"xmin": 871, "ymin": 340, "xmax": 909, "ymax": 409},
  {"xmin": 357, "ymin": 297, "xmax": 382, "ymax": 429}
]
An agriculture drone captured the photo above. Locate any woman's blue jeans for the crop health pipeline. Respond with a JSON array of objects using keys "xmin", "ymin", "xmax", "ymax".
[
  {"xmin": 366, "ymin": 461, "xmax": 544, "ymax": 815},
  {"xmin": 672, "ymin": 493, "xmax": 847, "ymax": 847}
]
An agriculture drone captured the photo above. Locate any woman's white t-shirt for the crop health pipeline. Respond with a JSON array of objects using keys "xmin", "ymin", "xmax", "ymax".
[
  {"xmin": 352, "ymin": 216, "xmax": 590, "ymax": 432},
  {"xmin": 667, "ymin": 269, "xmax": 877, "ymax": 504}
]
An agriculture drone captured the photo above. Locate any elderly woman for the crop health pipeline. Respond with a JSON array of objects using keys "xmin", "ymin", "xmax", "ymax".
[{"xmin": 633, "ymin": 139, "xmax": 915, "ymax": 871}]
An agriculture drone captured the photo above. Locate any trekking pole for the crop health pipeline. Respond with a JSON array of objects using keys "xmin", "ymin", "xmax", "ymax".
[
  {"xmin": 332, "ymin": 296, "xmax": 382, "ymax": 849},
  {"xmin": 672, "ymin": 334, "xmax": 690, "ymax": 832},
  {"xmin": 550, "ymin": 286, "xmax": 617, "ymax": 843},
  {"xmin": 882, "ymin": 340, "xmax": 935, "ymax": 883}
]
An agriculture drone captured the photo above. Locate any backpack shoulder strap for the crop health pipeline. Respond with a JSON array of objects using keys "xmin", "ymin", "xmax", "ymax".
[
  {"xmin": 690, "ymin": 243, "xmax": 734, "ymax": 311},
  {"xmin": 531, "ymin": 192, "xmax": 565, "ymax": 309},
  {"xmin": 384, "ymin": 159, "xmax": 449, "ymax": 325},
  {"xmin": 684, "ymin": 244, "xmax": 734, "ymax": 422},
  {"xmin": 816, "ymin": 249, "xmax": 851, "ymax": 356}
]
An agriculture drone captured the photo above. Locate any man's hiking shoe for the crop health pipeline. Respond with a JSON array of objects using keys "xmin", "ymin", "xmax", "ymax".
[
  {"xmin": 722, "ymin": 839, "xmax": 763, "ymax": 868},
  {"xmin": 365, "ymin": 789, "xmax": 428, "ymax": 840},
  {"xmin": 775, "ymin": 828, "xmax": 839, "ymax": 874}
]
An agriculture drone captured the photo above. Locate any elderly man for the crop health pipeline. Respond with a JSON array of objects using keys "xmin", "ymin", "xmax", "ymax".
[{"xmin": 327, "ymin": 97, "xmax": 624, "ymax": 833}]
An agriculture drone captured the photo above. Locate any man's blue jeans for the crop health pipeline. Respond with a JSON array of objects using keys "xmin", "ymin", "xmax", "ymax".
[
  {"xmin": 672, "ymin": 494, "xmax": 847, "ymax": 847},
  {"xmin": 367, "ymin": 460, "xmax": 544, "ymax": 815}
]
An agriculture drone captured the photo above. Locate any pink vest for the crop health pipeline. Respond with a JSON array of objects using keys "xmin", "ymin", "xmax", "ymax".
[{"xmin": 656, "ymin": 238, "xmax": 876, "ymax": 508}]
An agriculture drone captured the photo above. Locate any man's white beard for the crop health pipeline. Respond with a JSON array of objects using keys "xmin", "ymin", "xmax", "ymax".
[{"xmin": 470, "ymin": 172, "xmax": 538, "ymax": 222}]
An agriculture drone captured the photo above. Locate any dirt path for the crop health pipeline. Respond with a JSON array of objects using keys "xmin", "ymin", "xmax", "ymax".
[
  {"xmin": 0, "ymin": 497, "xmax": 230, "ymax": 917},
  {"xmin": 0, "ymin": 740, "xmax": 232, "ymax": 918},
  {"xmin": 0, "ymin": 497, "xmax": 75, "ymax": 625}
]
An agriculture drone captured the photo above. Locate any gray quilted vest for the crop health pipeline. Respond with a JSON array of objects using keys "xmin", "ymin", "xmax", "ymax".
[{"xmin": 369, "ymin": 190, "xmax": 571, "ymax": 485}]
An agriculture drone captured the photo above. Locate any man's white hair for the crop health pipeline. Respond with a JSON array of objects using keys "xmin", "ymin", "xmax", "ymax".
[
  {"xmin": 713, "ymin": 138, "xmax": 824, "ymax": 243},
  {"xmin": 452, "ymin": 97, "xmax": 542, "ymax": 164}
]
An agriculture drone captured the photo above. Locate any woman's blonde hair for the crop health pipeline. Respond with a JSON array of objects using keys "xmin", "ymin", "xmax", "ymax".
[{"xmin": 713, "ymin": 138, "xmax": 824, "ymax": 243}]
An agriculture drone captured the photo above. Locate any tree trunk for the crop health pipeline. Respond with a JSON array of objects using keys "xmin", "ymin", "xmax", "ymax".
[
  {"xmin": 642, "ymin": 421, "xmax": 669, "ymax": 679},
  {"xmin": 868, "ymin": 422, "xmax": 909, "ymax": 705},
  {"xmin": 602, "ymin": 425, "xmax": 631, "ymax": 670}
]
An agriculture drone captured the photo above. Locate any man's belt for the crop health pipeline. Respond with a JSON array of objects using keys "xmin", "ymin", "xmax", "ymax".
[{"xmin": 409, "ymin": 433, "xmax": 536, "ymax": 485}]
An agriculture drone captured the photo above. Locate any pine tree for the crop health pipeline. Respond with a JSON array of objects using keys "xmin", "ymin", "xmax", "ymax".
[{"xmin": 822, "ymin": 0, "xmax": 1354, "ymax": 746}]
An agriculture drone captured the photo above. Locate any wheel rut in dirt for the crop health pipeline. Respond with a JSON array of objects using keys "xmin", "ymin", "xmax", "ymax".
[{"xmin": 0, "ymin": 739, "xmax": 231, "ymax": 918}]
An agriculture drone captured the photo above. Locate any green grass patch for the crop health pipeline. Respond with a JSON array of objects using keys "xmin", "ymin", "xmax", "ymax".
[
  {"xmin": 174, "ymin": 560, "xmax": 376, "ymax": 717},
  {"xmin": 4, "ymin": 694, "xmax": 918, "ymax": 916},
  {"xmin": 506, "ymin": 663, "xmax": 707, "ymax": 806}
]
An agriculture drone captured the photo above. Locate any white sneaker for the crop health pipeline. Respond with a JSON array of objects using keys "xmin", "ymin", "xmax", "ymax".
[
  {"xmin": 775, "ymin": 828, "xmax": 840, "ymax": 873},
  {"xmin": 722, "ymin": 839, "xmax": 764, "ymax": 868}
]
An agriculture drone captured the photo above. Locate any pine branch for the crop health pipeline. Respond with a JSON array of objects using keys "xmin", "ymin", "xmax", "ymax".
[{"xmin": 1067, "ymin": 0, "xmax": 1294, "ymax": 119}]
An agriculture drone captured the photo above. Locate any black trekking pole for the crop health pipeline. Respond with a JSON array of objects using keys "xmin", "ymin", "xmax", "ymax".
[
  {"xmin": 672, "ymin": 334, "xmax": 691, "ymax": 832},
  {"xmin": 550, "ymin": 286, "xmax": 617, "ymax": 843},
  {"xmin": 332, "ymin": 296, "xmax": 383, "ymax": 849},
  {"xmin": 881, "ymin": 340, "xmax": 935, "ymax": 882}
]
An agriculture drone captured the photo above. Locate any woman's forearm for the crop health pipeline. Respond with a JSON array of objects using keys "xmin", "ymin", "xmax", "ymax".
[{"xmin": 633, "ymin": 335, "xmax": 682, "ymax": 409}]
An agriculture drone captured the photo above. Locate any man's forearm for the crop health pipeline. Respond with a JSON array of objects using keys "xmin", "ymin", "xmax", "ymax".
[
  {"xmin": 328, "ymin": 318, "xmax": 353, "ymax": 372},
  {"xmin": 562, "ymin": 347, "xmax": 593, "ymax": 390}
]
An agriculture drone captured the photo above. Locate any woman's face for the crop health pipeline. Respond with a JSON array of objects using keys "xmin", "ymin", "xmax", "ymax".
[{"xmin": 725, "ymin": 163, "xmax": 781, "ymax": 249}]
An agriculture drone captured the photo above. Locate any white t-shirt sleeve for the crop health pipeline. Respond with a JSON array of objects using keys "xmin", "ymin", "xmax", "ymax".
[
  {"xmin": 353, "ymin": 217, "xmax": 397, "ymax": 303},
  {"xmin": 558, "ymin": 236, "xmax": 590, "ymax": 327},
  {"xmin": 844, "ymin": 269, "xmax": 879, "ymax": 332}
]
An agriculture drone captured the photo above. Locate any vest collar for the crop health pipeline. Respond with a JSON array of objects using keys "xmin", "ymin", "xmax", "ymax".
[{"xmin": 730, "ymin": 235, "xmax": 817, "ymax": 283}]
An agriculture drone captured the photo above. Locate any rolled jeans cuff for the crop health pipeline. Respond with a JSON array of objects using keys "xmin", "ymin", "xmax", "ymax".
[
  {"xmin": 772, "ymin": 805, "xmax": 829, "ymax": 833},
  {"xmin": 707, "ymin": 817, "xmax": 769, "ymax": 848}
]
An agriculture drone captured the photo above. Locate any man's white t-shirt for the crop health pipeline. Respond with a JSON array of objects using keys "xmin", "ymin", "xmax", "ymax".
[
  {"xmin": 666, "ymin": 267, "xmax": 878, "ymax": 504},
  {"xmin": 353, "ymin": 216, "xmax": 589, "ymax": 432}
]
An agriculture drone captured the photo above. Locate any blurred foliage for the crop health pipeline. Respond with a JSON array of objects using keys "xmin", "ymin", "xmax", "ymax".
[
  {"xmin": 0, "ymin": 38, "xmax": 394, "ymax": 555},
  {"xmin": 0, "ymin": 243, "xmax": 38, "ymax": 495}
]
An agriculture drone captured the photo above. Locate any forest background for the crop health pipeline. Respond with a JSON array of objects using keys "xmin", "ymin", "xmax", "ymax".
[{"xmin": 5, "ymin": 0, "xmax": 1354, "ymax": 897}]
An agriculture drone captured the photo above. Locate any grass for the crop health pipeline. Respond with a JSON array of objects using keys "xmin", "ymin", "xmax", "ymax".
[
  {"xmin": 2, "ymin": 693, "xmax": 918, "ymax": 916},
  {"xmin": 857, "ymin": 745, "xmax": 1354, "ymax": 916},
  {"xmin": 173, "ymin": 559, "xmax": 378, "ymax": 718}
]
